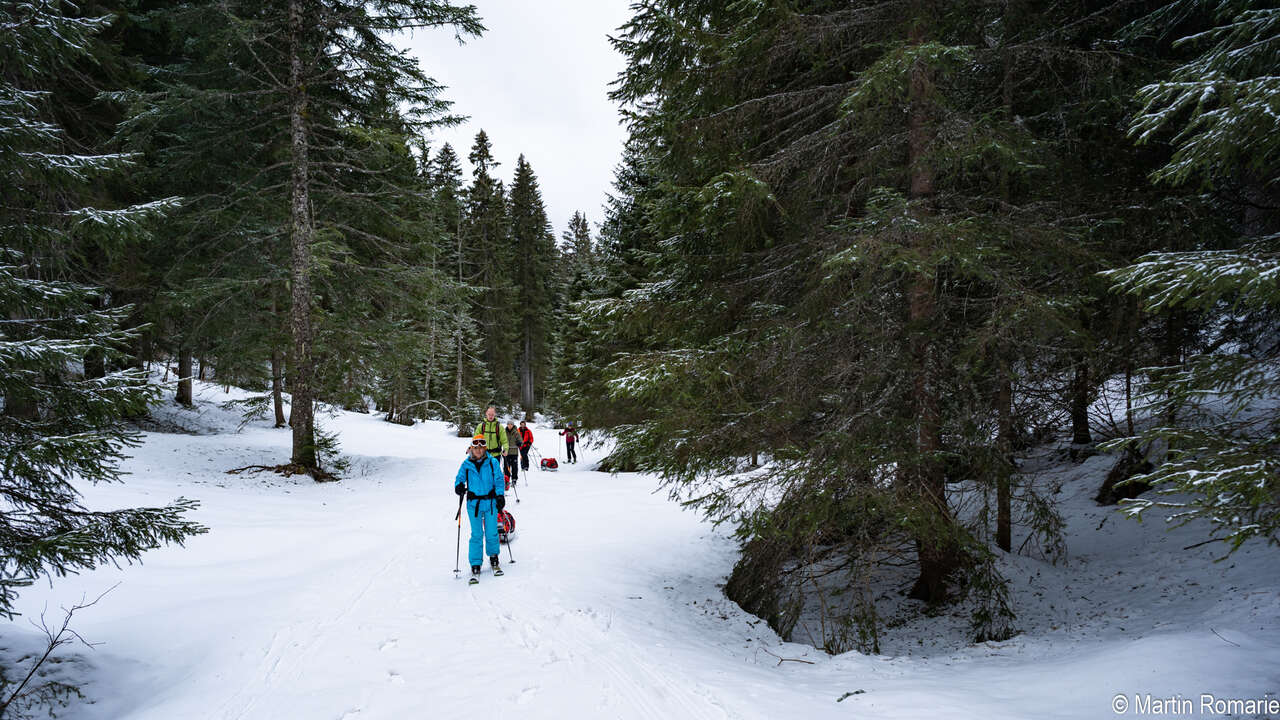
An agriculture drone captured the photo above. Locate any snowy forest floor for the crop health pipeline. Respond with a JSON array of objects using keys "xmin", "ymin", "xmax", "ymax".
[{"xmin": 4, "ymin": 378, "xmax": 1279, "ymax": 719}]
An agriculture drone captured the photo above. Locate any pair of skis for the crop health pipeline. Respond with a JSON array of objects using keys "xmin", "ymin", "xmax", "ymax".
[
  {"xmin": 467, "ymin": 564, "xmax": 503, "ymax": 585},
  {"xmin": 454, "ymin": 495, "xmax": 515, "ymax": 584}
]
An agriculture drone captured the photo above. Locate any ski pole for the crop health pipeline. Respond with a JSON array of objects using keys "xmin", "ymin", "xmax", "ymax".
[
  {"xmin": 453, "ymin": 492, "xmax": 465, "ymax": 577},
  {"xmin": 505, "ymin": 519, "xmax": 516, "ymax": 564},
  {"xmin": 488, "ymin": 505, "xmax": 513, "ymax": 564}
]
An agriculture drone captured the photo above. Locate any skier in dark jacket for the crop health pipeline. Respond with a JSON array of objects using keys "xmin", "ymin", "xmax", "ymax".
[
  {"xmin": 518, "ymin": 421, "xmax": 534, "ymax": 472},
  {"xmin": 503, "ymin": 420, "xmax": 520, "ymax": 486},
  {"xmin": 559, "ymin": 422, "xmax": 578, "ymax": 464},
  {"xmin": 455, "ymin": 434, "xmax": 506, "ymax": 581}
]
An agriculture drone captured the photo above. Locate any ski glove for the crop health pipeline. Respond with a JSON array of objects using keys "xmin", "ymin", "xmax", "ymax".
[
  {"xmin": 455, "ymin": 484, "xmax": 466, "ymax": 497},
  {"xmin": 497, "ymin": 496, "xmax": 506, "ymax": 512}
]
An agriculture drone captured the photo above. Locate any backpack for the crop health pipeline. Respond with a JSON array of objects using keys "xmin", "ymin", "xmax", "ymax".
[
  {"xmin": 478, "ymin": 419, "xmax": 503, "ymax": 450},
  {"xmin": 540, "ymin": 457, "xmax": 558, "ymax": 471}
]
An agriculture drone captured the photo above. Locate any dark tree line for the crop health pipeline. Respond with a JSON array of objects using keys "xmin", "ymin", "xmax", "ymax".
[{"xmin": 3, "ymin": 0, "xmax": 589, "ymax": 467}]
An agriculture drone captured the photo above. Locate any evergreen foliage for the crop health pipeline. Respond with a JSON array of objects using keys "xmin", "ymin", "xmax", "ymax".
[
  {"xmin": 1105, "ymin": 1, "xmax": 1280, "ymax": 551},
  {"xmin": 429, "ymin": 144, "xmax": 491, "ymax": 430},
  {"xmin": 0, "ymin": 0, "xmax": 205, "ymax": 618},
  {"xmin": 549, "ymin": 211, "xmax": 598, "ymax": 413},
  {"xmin": 463, "ymin": 130, "xmax": 517, "ymax": 406},
  {"xmin": 582, "ymin": 0, "xmax": 1220, "ymax": 649},
  {"xmin": 508, "ymin": 155, "xmax": 558, "ymax": 416},
  {"xmin": 109, "ymin": 0, "xmax": 483, "ymax": 472},
  {"xmin": 11, "ymin": 0, "xmax": 1273, "ymax": 665}
]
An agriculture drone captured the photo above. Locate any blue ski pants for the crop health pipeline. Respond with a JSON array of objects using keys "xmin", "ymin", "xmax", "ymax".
[{"xmin": 467, "ymin": 498, "xmax": 501, "ymax": 567}]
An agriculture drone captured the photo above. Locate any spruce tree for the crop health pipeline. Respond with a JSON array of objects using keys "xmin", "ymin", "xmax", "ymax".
[
  {"xmin": 0, "ymin": 0, "xmax": 205, "ymax": 618},
  {"xmin": 113, "ymin": 0, "xmax": 483, "ymax": 473},
  {"xmin": 588, "ymin": 0, "xmax": 1190, "ymax": 648},
  {"xmin": 559, "ymin": 140, "xmax": 663, "ymax": 431},
  {"xmin": 1104, "ymin": 2, "xmax": 1280, "ymax": 551},
  {"xmin": 508, "ymin": 155, "xmax": 558, "ymax": 415},
  {"xmin": 464, "ymin": 130, "xmax": 516, "ymax": 407},
  {"xmin": 429, "ymin": 144, "xmax": 490, "ymax": 430},
  {"xmin": 562, "ymin": 211, "xmax": 594, "ymax": 270},
  {"xmin": 548, "ymin": 211, "xmax": 596, "ymax": 414},
  {"xmin": 108, "ymin": 0, "xmax": 291, "ymax": 411}
]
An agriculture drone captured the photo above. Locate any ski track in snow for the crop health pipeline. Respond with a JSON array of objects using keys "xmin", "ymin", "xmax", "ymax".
[{"xmin": 4, "ymin": 379, "xmax": 1278, "ymax": 719}]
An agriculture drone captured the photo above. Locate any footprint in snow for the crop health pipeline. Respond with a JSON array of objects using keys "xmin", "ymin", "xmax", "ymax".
[
  {"xmin": 388, "ymin": 671, "xmax": 405, "ymax": 685},
  {"xmin": 380, "ymin": 639, "xmax": 398, "ymax": 651},
  {"xmin": 517, "ymin": 685, "xmax": 539, "ymax": 705}
]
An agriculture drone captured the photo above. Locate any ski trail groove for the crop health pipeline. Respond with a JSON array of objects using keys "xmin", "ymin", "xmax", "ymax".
[{"xmin": 220, "ymin": 546, "xmax": 408, "ymax": 719}]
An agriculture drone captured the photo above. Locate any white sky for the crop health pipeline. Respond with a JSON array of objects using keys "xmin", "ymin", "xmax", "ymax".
[{"xmin": 398, "ymin": 0, "xmax": 633, "ymax": 241}]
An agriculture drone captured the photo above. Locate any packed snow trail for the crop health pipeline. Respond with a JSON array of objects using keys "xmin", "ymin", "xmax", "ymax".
[{"xmin": 8, "ymin": 383, "xmax": 1280, "ymax": 719}]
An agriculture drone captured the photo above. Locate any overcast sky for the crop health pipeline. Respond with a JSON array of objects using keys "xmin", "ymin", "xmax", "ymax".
[{"xmin": 397, "ymin": 0, "xmax": 634, "ymax": 241}]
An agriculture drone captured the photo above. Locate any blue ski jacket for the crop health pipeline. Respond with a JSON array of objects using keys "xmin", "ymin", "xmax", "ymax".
[{"xmin": 455, "ymin": 453, "xmax": 506, "ymax": 500}]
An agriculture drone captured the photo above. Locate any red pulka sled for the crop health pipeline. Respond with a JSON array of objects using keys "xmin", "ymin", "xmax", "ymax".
[{"xmin": 497, "ymin": 509, "xmax": 516, "ymax": 543}]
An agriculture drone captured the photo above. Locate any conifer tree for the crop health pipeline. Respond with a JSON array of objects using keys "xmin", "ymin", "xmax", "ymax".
[
  {"xmin": 1105, "ymin": 2, "xmax": 1280, "ymax": 550},
  {"xmin": 114, "ymin": 0, "xmax": 483, "ymax": 473},
  {"xmin": 548, "ymin": 211, "xmax": 596, "ymax": 414},
  {"xmin": 108, "ymin": 0, "xmax": 291, "ymax": 411},
  {"xmin": 0, "ymin": 0, "xmax": 205, "ymax": 617},
  {"xmin": 589, "ymin": 0, "xmax": 1189, "ymax": 648},
  {"xmin": 464, "ymin": 130, "xmax": 516, "ymax": 406},
  {"xmin": 559, "ymin": 140, "xmax": 661, "ymax": 429},
  {"xmin": 430, "ymin": 143, "xmax": 489, "ymax": 429},
  {"xmin": 508, "ymin": 155, "xmax": 558, "ymax": 415},
  {"xmin": 562, "ymin": 211, "xmax": 595, "ymax": 270}
]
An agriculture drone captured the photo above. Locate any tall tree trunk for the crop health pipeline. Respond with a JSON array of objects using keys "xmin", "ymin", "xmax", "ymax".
[
  {"xmin": 455, "ymin": 322, "xmax": 465, "ymax": 424},
  {"xmin": 455, "ymin": 213, "xmax": 465, "ymax": 427},
  {"xmin": 1125, "ymin": 299, "xmax": 1136, "ymax": 436},
  {"xmin": 271, "ymin": 347, "xmax": 286, "ymax": 428},
  {"xmin": 905, "ymin": 6, "xmax": 956, "ymax": 603},
  {"xmin": 992, "ymin": 54, "xmax": 1014, "ymax": 554},
  {"xmin": 995, "ymin": 362, "xmax": 1013, "ymax": 552},
  {"xmin": 177, "ymin": 347, "xmax": 194, "ymax": 406},
  {"xmin": 1070, "ymin": 358, "xmax": 1092, "ymax": 446},
  {"xmin": 479, "ymin": 226, "xmax": 498, "ymax": 402},
  {"xmin": 384, "ymin": 390, "xmax": 399, "ymax": 424},
  {"xmin": 424, "ymin": 243, "xmax": 437, "ymax": 421},
  {"xmin": 133, "ymin": 332, "xmax": 150, "ymax": 372},
  {"xmin": 287, "ymin": 0, "xmax": 317, "ymax": 474},
  {"xmin": 520, "ymin": 323, "xmax": 534, "ymax": 416}
]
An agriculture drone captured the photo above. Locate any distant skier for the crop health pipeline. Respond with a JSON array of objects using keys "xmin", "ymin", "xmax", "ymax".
[
  {"xmin": 504, "ymin": 420, "xmax": 520, "ymax": 486},
  {"xmin": 474, "ymin": 405, "xmax": 509, "ymax": 462},
  {"xmin": 560, "ymin": 422, "xmax": 578, "ymax": 464},
  {"xmin": 455, "ymin": 434, "xmax": 506, "ymax": 582},
  {"xmin": 518, "ymin": 420, "xmax": 534, "ymax": 472}
]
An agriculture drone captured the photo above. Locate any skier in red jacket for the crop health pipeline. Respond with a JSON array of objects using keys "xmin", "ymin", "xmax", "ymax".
[
  {"xmin": 559, "ymin": 422, "xmax": 578, "ymax": 464},
  {"xmin": 518, "ymin": 421, "xmax": 534, "ymax": 472}
]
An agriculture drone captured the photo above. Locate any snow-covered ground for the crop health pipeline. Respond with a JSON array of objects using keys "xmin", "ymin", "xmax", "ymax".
[{"xmin": 6, "ymin": 379, "xmax": 1279, "ymax": 719}]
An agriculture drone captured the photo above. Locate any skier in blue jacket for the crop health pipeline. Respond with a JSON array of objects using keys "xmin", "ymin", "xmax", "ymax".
[{"xmin": 455, "ymin": 434, "xmax": 507, "ymax": 581}]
